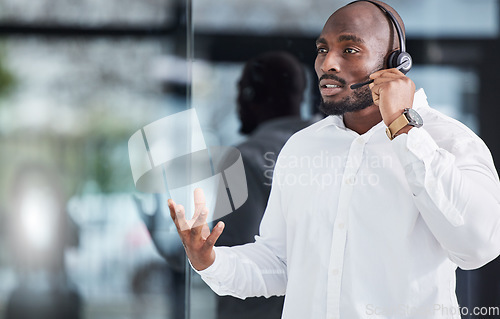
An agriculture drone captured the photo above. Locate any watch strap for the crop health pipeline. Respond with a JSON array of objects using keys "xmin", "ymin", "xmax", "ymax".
[{"xmin": 385, "ymin": 112, "xmax": 409, "ymax": 140}]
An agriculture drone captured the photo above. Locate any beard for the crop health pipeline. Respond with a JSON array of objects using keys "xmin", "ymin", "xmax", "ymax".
[
  {"xmin": 319, "ymin": 83, "xmax": 374, "ymax": 116},
  {"xmin": 318, "ymin": 60, "xmax": 384, "ymax": 116}
]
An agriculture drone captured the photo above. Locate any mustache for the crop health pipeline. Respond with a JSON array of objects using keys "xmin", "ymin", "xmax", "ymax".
[{"xmin": 319, "ymin": 74, "xmax": 347, "ymax": 86}]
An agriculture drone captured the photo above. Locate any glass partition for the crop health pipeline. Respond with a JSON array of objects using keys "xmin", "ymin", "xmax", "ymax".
[{"xmin": 0, "ymin": 0, "xmax": 190, "ymax": 318}]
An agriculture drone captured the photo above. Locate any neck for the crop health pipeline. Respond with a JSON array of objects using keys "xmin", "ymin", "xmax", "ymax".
[{"xmin": 343, "ymin": 105, "xmax": 383, "ymax": 135}]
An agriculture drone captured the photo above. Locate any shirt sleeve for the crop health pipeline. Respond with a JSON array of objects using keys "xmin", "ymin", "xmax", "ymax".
[
  {"xmin": 392, "ymin": 127, "xmax": 500, "ymax": 270},
  {"xmin": 194, "ymin": 168, "xmax": 288, "ymax": 299}
]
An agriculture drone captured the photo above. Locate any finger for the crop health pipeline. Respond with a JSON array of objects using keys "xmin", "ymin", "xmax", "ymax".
[
  {"xmin": 204, "ymin": 221, "xmax": 225, "ymax": 249},
  {"xmin": 174, "ymin": 204, "xmax": 191, "ymax": 232},
  {"xmin": 369, "ymin": 77, "xmax": 399, "ymax": 90},
  {"xmin": 191, "ymin": 189, "xmax": 205, "ymax": 222},
  {"xmin": 193, "ymin": 206, "xmax": 210, "ymax": 228},
  {"xmin": 169, "ymin": 199, "xmax": 185, "ymax": 232},
  {"xmin": 368, "ymin": 82, "xmax": 380, "ymax": 104},
  {"xmin": 370, "ymin": 68, "xmax": 404, "ymax": 79},
  {"xmin": 370, "ymin": 74, "xmax": 403, "ymax": 84},
  {"xmin": 369, "ymin": 78, "xmax": 412, "ymax": 97},
  {"xmin": 191, "ymin": 206, "xmax": 209, "ymax": 236},
  {"xmin": 168, "ymin": 199, "xmax": 177, "ymax": 220},
  {"xmin": 193, "ymin": 188, "xmax": 207, "ymax": 216},
  {"xmin": 168, "ymin": 199, "xmax": 180, "ymax": 226},
  {"xmin": 369, "ymin": 82, "xmax": 380, "ymax": 93},
  {"xmin": 201, "ymin": 223, "xmax": 211, "ymax": 240},
  {"xmin": 372, "ymin": 67, "xmax": 404, "ymax": 76}
]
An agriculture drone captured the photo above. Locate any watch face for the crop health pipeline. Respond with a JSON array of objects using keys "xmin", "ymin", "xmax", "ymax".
[{"xmin": 405, "ymin": 108, "xmax": 423, "ymax": 128}]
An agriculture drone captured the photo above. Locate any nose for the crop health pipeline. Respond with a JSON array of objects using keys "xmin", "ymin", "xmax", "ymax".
[{"xmin": 319, "ymin": 51, "xmax": 341, "ymax": 74}]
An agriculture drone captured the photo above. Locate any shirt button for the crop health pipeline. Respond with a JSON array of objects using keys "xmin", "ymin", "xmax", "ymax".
[
  {"xmin": 345, "ymin": 176, "xmax": 356, "ymax": 185},
  {"xmin": 331, "ymin": 269, "xmax": 339, "ymax": 276},
  {"xmin": 337, "ymin": 222, "xmax": 345, "ymax": 229},
  {"xmin": 356, "ymin": 137, "xmax": 364, "ymax": 145}
]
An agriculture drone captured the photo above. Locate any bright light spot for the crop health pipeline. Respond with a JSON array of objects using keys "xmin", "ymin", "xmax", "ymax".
[{"xmin": 19, "ymin": 187, "xmax": 58, "ymax": 251}]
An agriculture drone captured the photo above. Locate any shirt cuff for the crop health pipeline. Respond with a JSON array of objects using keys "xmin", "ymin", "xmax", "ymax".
[
  {"xmin": 392, "ymin": 127, "xmax": 439, "ymax": 168},
  {"xmin": 191, "ymin": 247, "xmax": 228, "ymax": 279}
]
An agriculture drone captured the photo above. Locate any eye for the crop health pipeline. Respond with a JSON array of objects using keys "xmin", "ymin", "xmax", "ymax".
[
  {"xmin": 344, "ymin": 48, "xmax": 358, "ymax": 54},
  {"xmin": 316, "ymin": 47, "xmax": 328, "ymax": 54}
]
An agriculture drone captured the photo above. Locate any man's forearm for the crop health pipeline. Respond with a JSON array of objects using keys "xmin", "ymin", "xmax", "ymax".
[
  {"xmin": 195, "ymin": 243, "xmax": 288, "ymax": 299},
  {"xmin": 393, "ymin": 128, "xmax": 500, "ymax": 269}
]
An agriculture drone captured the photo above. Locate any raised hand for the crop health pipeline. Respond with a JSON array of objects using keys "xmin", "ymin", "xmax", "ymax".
[
  {"xmin": 369, "ymin": 68, "xmax": 416, "ymax": 127},
  {"xmin": 168, "ymin": 188, "xmax": 225, "ymax": 271}
]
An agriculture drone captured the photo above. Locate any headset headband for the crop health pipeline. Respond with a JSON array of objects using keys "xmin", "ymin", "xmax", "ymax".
[
  {"xmin": 352, "ymin": 0, "xmax": 406, "ymax": 53},
  {"xmin": 348, "ymin": 0, "xmax": 412, "ymax": 87}
]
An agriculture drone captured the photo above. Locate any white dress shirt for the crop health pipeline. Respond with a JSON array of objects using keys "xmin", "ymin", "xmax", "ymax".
[{"xmin": 195, "ymin": 89, "xmax": 500, "ymax": 319}]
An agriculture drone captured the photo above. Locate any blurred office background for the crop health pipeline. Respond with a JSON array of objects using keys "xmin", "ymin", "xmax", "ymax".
[{"xmin": 0, "ymin": 0, "xmax": 498, "ymax": 318}]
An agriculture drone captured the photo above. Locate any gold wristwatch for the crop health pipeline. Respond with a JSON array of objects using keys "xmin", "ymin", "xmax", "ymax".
[{"xmin": 385, "ymin": 108, "xmax": 423, "ymax": 140}]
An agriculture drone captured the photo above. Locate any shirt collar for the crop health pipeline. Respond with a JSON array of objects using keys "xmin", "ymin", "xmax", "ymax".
[{"xmin": 316, "ymin": 114, "xmax": 345, "ymax": 132}]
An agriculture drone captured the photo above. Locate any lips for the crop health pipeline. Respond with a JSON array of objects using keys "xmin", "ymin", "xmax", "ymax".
[{"xmin": 319, "ymin": 79, "xmax": 344, "ymax": 96}]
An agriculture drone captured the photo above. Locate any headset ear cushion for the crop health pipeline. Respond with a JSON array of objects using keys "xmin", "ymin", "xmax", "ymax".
[
  {"xmin": 387, "ymin": 50, "xmax": 399, "ymax": 69},
  {"xmin": 388, "ymin": 50, "xmax": 412, "ymax": 74}
]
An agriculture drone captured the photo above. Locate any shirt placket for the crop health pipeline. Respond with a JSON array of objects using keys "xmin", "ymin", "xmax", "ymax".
[{"xmin": 326, "ymin": 135, "xmax": 366, "ymax": 319}]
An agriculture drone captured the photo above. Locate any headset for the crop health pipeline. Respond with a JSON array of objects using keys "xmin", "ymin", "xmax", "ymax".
[{"xmin": 349, "ymin": 0, "xmax": 412, "ymax": 89}]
